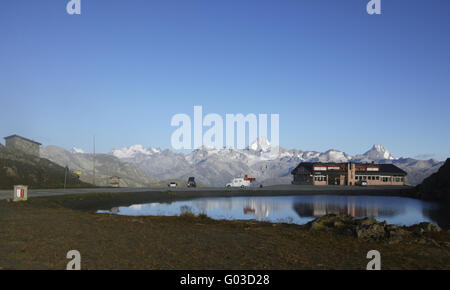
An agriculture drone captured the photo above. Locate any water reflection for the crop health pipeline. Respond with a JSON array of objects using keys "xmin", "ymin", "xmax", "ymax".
[
  {"xmin": 98, "ymin": 195, "xmax": 448, "ymax": 229},
  {"xmin": 292, "ymin": 196, "xmax": 398, "ymax": 218}
]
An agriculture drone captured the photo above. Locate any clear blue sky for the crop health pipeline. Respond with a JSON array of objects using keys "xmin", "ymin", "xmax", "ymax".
[{"xmin": 1, "ymin": 0, "xmax": 449, "ymax": 160}]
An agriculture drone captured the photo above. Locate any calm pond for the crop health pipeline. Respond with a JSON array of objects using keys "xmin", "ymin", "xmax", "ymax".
[{"xmin": 98, "ymin": 195, "xmax": 450, "ymax": 229}]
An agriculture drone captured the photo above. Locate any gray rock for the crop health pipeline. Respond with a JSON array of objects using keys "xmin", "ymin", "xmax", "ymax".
[
  {"xmin": 307, "ymin": 214, "xmax": 356, "ymax": 236},
  {"xmin": 386, "ymin": 224, "xmax": 399, "ymax": 231},
  {"xmin": 410, "ymin": 222, "xmax": 442, "ymax": 235},
  {"xmin": 309, "ymin": 214, "xmax": 349, "ymax": 231},
  {"xmin": 356, "ymin": 222, "xmax": 387, "ymax": 241},
  {"xmin": 419, "ymin": 222, "xmax": 442, "ymax": 233},
  {"xmin": 333, "ymin": 220, "xmax": 345, "ymax": 228},
  {"xmin": 307, "ymin": 214, "xmax": 442, "ymax": 244},
  {"xmin": 359, "ymin": 217, "xmax": 378, "ymax": 226},
  {"xmin": 387, "ymin": 226, "xmax": 412, "ymax": 244}
]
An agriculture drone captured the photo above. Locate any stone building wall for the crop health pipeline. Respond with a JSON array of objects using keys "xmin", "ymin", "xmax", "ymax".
[{"xmin": 357, "ymin": 175, "xmax": 406, "ymax": 186}]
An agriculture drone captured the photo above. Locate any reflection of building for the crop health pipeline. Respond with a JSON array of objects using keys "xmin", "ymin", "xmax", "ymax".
[
  {"xmin": 4, "ymin": 134, "xmax": 41, "ymax": 157},
  {"xmin": 243, "ymin": 207, "xmax": 255, "ymax": 214},
  {"xmin": 243, "ymin": 199, "xmax": 271, "ymax": 219},
  {"xmin": 291, "ymin": 162, "xmax": 407, "ymax": 186},
  {"xmin": 293, "ymin": 200, "xmax": 394, "ymax": 218},
  {"xmin": 194, "ymin": 198, "xmax": 291, "ymax": 220},
  {"xmin": 346, "ymin": 202, "xmax": 379, "ymax": 217}
]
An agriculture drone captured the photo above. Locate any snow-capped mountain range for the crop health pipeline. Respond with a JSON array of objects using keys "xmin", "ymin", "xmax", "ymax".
[
  {"xmin": 111, "ymin": 144, "xmax": 161, "ymax": 159},
  {"xmin": 42, "ymin": 138, "xmax": 443, "ymax": 187},
  {"xmin": 105, "ymin": 138, "xmax": 439, "ymax": 186},
  {"xmin": 70, "ymin": 147, "xmax": 85, "ymax": 154},
  {"xmin": 110, "ymin": 139, "xmax": 394, "ymax": 165}
]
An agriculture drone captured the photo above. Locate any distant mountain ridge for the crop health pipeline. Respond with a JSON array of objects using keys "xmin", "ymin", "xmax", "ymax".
[
  {"xmin": 41, "ymin": 146, "xmax": 158, "ymax": 187},
  {"xmin": 416, "ymin": 158, "xmax": 450, "ymax": 201},
  {"xmin": 106, "ymin": 139, "xmax": 444, "ymax": 187}
]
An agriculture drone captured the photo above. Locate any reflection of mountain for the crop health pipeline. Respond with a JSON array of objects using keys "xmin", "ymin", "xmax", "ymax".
[
  {"xmin": 194, "ymin": 199, "xmax": 234, "ymax": 212},
  {"xmin": 111, "ymin": 196, "xmax": 439, "ymax": 228},
  {"xmin": 293, "ymin": 200, "xmax": 396, "ymax": 218},
  {"xmin": 193, "ymin": 197, "xmax": 402, "ymax": 221}
]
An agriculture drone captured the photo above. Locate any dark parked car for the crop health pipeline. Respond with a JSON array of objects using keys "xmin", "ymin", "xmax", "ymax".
[
  {"xmin": 187, "ymin": 177, "xmax": 196, "ymax": 188},
  {"xmin": 356, "ymin": 180, "xmax": 368, "ymax": 187}
]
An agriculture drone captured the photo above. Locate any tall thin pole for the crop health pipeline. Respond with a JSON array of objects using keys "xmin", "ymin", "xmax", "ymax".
[
  {"xmin": 93, "ymin": 135, "xmax": 96, "ymax": 186},
  {"xmin": 64, "ymin": 166, "xmax": 67, "ymax": 190}
]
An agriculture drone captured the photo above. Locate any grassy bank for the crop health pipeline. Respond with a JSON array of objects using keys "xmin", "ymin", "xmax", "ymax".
[{"xmin": 1, "ymin": 192, "xmax": 449, "ymax": 270}]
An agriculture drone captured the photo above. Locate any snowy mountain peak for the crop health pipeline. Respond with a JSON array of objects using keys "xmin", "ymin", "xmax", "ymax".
[
  {"xmin": 110, "ymin": 144, "xmax": 160, "ymax": 159},
  {"xmin": 318, "ymin": 149, "xmax": 351, "ymax": 163},
  {"xmin": 363, "ymin": 144, "xmax": 395, "ymax": 160},
  {"xmin": 249, "ymin": 136, "xmax": 271, "ymax": 152},
  {"xmin": 99, "ymin": 142, "xmax": 437, "ymax": 187},
  {"xmin": 70, "ymin": 147, "xmax": 84, "ymax": 154}
]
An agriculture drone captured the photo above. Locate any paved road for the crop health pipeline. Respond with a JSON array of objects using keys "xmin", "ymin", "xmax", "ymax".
[{"xmin": 0, "ymin": 185, "xmax": 414, "ymax": 200}]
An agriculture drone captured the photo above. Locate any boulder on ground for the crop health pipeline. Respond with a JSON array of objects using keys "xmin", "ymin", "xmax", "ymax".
[
  {"xmin": 307, "ymin": 214, "xmax": 356, "ymax": 235},
  {"xmin": 356, "ymin": 221, "xmax": 387, "ymax": 241},
  {"xmin": 305, "ymin": 214, "xmax": 442, "ymax": 245},
  {"xmin": 386, "ymin": 225, "xmax": 412, "ymax": 244},
  {"xmin": 359, "ymin": 217, "xmax": 378, "ymax": 226},
  {"xmin": 410, "ymin": 222, "xmax": 442, "ymax": 234}
]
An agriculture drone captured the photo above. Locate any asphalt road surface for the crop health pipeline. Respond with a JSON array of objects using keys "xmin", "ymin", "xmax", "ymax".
[{"xmin": 0, "ymin": 184, "xmax": 415, "ymax": 200}]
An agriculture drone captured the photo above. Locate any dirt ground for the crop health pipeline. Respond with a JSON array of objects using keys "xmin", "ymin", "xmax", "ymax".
[{"xmin": 1, "ymin": 191, "xmax": 449, "ymax": 270}]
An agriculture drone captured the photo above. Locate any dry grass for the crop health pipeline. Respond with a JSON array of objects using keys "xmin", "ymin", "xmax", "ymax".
[{"xmin": 1, "ymin": 195, "xmax": 449, "ymax": 270}]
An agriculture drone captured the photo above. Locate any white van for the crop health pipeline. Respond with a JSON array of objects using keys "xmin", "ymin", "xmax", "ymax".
[
  {"xmin": 226, "ymin": 175, "xmax": 256, "ymax": 188},
  {"xmin": 226, "ymin": 178, "xmax": 251, "ymax": 188}
]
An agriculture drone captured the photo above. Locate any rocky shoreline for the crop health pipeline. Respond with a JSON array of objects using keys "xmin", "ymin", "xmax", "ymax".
[
  {"xmin": 106, "ymin": 204, "xmax": 449, "ymax": 247},
  {"xmin": 306, "ymin": 214, "xmax": 447, "ymax": 247}
]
